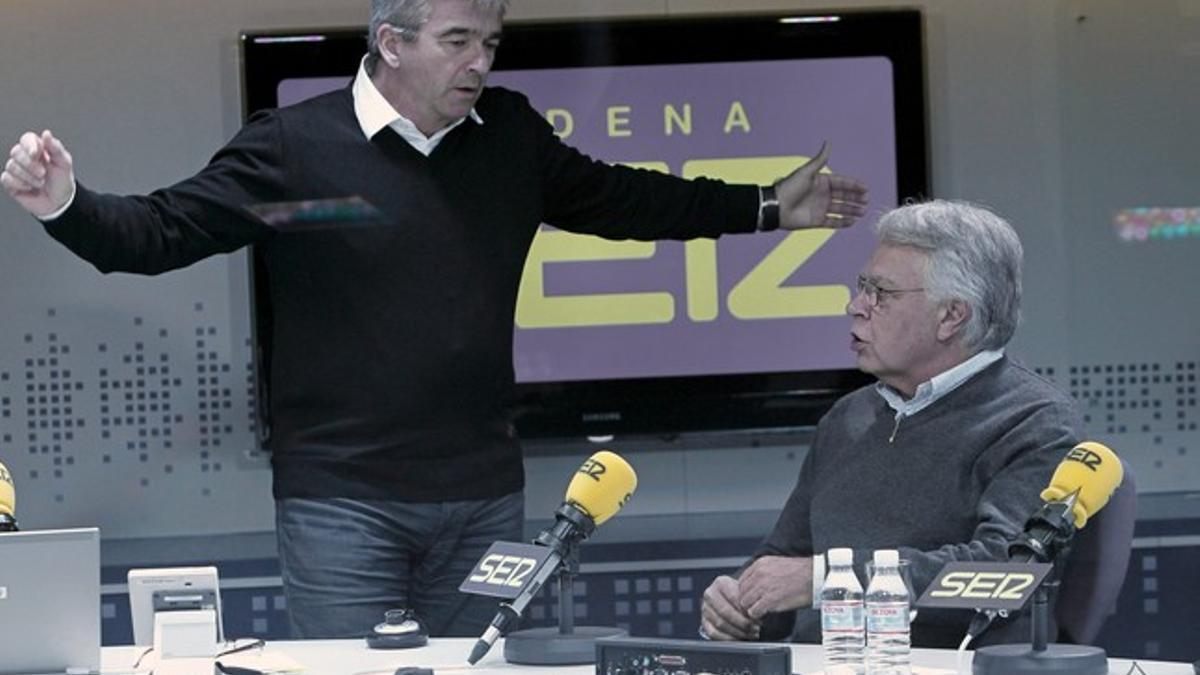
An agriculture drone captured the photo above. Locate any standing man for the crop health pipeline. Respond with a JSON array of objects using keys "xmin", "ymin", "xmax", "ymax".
[
  {"xmin": 701, "ymin": 200, "xmax": 1081, "ymax": 647},
  {"xmin": 3, "ymin": 0, "xmax": 868, "ymax": 639}
]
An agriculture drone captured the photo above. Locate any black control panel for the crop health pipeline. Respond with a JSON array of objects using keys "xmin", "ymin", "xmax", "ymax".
[{"xmin": 595, "ymin": 636, "xmax": 792, "ymax": 675}]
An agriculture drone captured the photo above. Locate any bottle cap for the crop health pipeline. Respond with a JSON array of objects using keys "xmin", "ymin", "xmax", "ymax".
[
  {"xmin": 873, "ymin": 549, "xmax": 899, "ymax": 566},
  {"xmin": 827, "ymin": 547, "xmax": 853, "ymax": 566}
]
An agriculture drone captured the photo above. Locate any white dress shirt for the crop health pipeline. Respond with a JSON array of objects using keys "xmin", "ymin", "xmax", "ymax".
[{"xmin": 351, "ymin": 57, "xmax": 483, "ymax": 154}]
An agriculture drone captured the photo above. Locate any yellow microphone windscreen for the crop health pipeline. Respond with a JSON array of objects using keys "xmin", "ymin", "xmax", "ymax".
[
  {"xmin": 1040, "ymin": 441, "xmax": 1123, "ymax": 529},
  {"xmin": 0, "ymin": 461, "xmax": 14, "ymax": 517},
  {"xmin": 564, "ymin": 451, "xmax": 637, "ymax": 526}
]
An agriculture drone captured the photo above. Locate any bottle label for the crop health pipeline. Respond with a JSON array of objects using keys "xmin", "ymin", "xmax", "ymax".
[
  {"xmin": 822, "ymin": 600, "xmax": 864, "ymax": 631},
  {"xmin": 867, "ymin": 601, "xmax": 909, "ymax": 634}
]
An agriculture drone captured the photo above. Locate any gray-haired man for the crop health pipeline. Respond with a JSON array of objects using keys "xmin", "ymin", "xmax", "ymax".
[{"xmin": 702, "ymin": 200, "xmax": 1081, "ymax": 647}]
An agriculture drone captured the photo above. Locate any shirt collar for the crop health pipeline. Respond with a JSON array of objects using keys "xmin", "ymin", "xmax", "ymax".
[
  {"xmin": 876, "ymin": 349, "xmax": 1005, "ymax": 417},
  {"xmin": 351, "ymin": 57, "xmax": 483, "ymax": 142}
]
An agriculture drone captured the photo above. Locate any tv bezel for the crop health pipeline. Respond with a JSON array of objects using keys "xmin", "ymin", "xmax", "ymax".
[{"xmin": 240, "ymin": 9, "xmax": 928, "ymax": 440}]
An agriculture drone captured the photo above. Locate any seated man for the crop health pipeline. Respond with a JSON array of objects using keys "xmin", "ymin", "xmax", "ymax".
[{"xmin": 701, "ymin": 199, "xmax": 1082, "ymax": 647}]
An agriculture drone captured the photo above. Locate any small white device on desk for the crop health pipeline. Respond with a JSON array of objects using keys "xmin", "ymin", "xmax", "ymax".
[{"xmin": 128, "ymin": 566, "xmax": 224, "ymax": 658}]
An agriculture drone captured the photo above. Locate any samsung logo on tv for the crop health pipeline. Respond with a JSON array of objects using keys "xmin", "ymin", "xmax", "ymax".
[{"xmin": 582, "ymin": 412, "xmax": 622, "ymax": 422}]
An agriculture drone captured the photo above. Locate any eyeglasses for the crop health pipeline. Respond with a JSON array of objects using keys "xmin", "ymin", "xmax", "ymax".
[{"xmin": 855, "ymin": 275, "xmax": 925, "ymax": 308}]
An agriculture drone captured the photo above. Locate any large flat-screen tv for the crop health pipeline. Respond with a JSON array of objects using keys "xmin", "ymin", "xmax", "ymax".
[{"xmin": 240, "ymin": 9, "xmax": 928, "ymax": 440}]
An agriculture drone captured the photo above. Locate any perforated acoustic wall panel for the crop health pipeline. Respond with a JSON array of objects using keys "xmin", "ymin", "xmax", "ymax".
[
  {"xmin": 0, "ymin": 301, "xmax": 273, "ymax": 537},
  {"xmin": 1034, "ymin": 362, "xmax": 1199, "ymax": 491}
]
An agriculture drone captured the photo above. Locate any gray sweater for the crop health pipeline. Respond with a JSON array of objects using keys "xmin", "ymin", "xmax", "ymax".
[{"xmin": 755, "ymin": 356, "xmax": 1082, "ymax": 647}]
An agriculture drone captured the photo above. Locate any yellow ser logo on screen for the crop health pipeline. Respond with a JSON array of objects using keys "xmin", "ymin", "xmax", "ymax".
[{"xmin": 515, "ymin": 156, "xmax": 850, "ymax": 329}]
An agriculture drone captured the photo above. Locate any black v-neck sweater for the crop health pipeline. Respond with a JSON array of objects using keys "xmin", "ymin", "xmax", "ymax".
[{"xmin": 44, "ymin": 86, "xmax": 758, "ymax": 501}]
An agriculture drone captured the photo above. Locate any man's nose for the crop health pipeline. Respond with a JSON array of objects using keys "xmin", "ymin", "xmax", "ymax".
[
  {"xmin": 467, "ymin": 43, "xmax": 493, "ymax": 75},
  {"xmin": 846, "ymin": 287, "xmax": 870, "ymax": 317}
]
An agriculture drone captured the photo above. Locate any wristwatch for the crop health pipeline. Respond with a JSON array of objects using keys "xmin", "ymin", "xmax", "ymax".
[{"xmin": 757, "ymin": 183, "xmax": 780, "ymax": 232}]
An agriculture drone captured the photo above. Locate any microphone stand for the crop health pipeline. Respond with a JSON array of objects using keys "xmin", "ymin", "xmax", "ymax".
[
  {"xmin": 972, "ymin": 582, "xmax": 1107, "ymax": 675},
  {"xmin": 973, "ymin": 494, "xmax": 1108, "ymax": 675},
  {"xmin": 503, "ymin": 505, "xmax": 628, "ymax": 665},
  {"xmin": 557, "ymin": 548, "xmax": 579, "ymax": 637}
]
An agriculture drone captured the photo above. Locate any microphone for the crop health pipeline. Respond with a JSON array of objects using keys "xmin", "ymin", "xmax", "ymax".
[
  {"xmin": 967, "ymin": 441, "xmax": 1123, "ymax": 638},
  {"xmin": 1008, "ymin": 441, "xmax": 1124, "ymax": 565},
  {"xmin": 466, "ymin": 450, "xmax": 637, "ymax": 665},
  {"xmin": 1, "ymin": 460, "xmax": 18, "ymax": 532},
  {"xmin": 1039, "ymin": 441, "xmax": 1124, "ymax": 529}
]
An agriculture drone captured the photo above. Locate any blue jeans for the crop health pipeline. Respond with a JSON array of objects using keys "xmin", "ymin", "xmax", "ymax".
[{"xmin": 275, "ymin": 491, "xmax": 524, "ymax": 639}]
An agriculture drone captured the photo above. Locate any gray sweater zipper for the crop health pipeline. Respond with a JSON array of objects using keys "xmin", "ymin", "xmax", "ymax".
[{"xmin": 889, "ymin": 413, "xmax": 905, "ymax": 443}]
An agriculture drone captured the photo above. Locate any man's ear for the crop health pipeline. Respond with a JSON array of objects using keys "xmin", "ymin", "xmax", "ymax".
[
  {"xmin": 936, "ymin": 299, "xmax": 971, "ymax": 342},
  {"xmin": 376, "ymin": 25, "xmax": 403, "ymax": 68}
]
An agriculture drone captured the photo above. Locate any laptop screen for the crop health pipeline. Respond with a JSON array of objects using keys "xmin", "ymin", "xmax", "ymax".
[{"xmin": 0, "ymin": 527, "xmax": 100, "ymax": 675}]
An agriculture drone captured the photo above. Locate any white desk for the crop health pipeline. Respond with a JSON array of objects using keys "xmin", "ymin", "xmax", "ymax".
[{"xmin": 100, "ymin": 638, "xmax": 1195, "ymax": 675}]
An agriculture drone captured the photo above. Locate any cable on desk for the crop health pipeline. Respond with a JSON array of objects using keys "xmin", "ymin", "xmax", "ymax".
[{"xmin": 956, "ymin": 631, "xmax": 974, "ymax": 675}]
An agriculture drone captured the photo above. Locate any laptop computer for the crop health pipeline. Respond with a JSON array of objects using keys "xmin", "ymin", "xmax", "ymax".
[{"xmin": 0, "ymin": 527, "xmax": 101, "ymax": 675}]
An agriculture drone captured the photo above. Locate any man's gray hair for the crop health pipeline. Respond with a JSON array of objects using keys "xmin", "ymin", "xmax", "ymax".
[
  {"xmin": 366, "ymin": 0, "xmax": 509, "ymax": 73},
  {"xmin": 876, "ymin": 199, "xmax": 1024, "ymax": 352}
]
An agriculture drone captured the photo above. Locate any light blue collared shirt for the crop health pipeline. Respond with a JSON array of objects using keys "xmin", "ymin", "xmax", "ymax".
[{"xmin": 875, "ymin": 348, "xmax": 1005, "ymax": 441}]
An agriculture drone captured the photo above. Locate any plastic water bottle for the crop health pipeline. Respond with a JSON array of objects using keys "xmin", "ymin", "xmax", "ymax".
[
  {"xmin": 821, "ymin": 547, "xmax": 866, "ymax": 673},
  {"xmin": 865, "ymin": 549, "xmax": 911, "ymax": 675}
]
